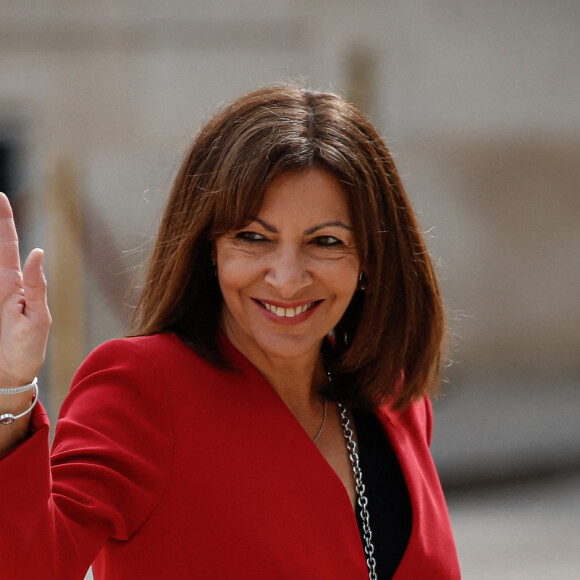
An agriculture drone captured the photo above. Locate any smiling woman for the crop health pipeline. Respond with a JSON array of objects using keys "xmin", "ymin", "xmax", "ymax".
[
  {"xmin": 215, "ymin": 168, "xmax": 360, "ymax": 370},
  {"xmin": 135, "ymin": 85, "xmax": 446, "ymax": 413},
  {"xmin": 0, "ymin": 84, "xmax": 460, "ymax": 579}
]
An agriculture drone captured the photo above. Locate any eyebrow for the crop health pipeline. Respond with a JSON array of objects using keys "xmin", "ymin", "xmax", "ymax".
[{"xmin": 253, "ymin": 218, "xmax": 353, "ymax": 235}]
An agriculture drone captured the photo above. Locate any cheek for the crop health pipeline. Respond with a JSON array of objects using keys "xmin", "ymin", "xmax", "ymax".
[
  {"xmin": 341, "ymin": 280, "xmax": 359, "ymax": 306},
  {"xmin": 217, "ymin": 256, "xmax": 260, "ymax": 299},
  {"xmin": 324, "ymin": 259, "xmax": 360, "ymax": 295},
  {"xmin": 217, "ymin": 268, "xmax": 242, "ymax": 299}
]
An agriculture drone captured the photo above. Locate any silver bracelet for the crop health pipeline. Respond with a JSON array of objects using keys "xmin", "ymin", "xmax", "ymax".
[
  {"xmin": 0, "ymin": 377, "xmax": 38, "ymax": 395},
  {"xmin": 0, "ymin": 382, "xmax": 39, "ymax": 425}
]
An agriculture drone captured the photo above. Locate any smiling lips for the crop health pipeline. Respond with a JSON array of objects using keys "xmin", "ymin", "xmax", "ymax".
[{"xmin": 257, "ymin": 300, "xmax": 319, "ymax": 318}]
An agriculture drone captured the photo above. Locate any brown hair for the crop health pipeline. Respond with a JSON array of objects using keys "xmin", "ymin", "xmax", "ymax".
[{"xmin": 132, "ymin": 84, "xmax": 445, "ymax": 410}]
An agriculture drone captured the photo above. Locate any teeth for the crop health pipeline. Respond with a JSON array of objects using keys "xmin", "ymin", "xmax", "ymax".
[{"xmin": 261, "ymin": 301, "xmax": 314, "ymax": 318}]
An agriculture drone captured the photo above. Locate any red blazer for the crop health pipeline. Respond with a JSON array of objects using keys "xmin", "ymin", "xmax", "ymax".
[{"xmin": 0, "ymin": 333, "xmax": 460, "ymax": 579}]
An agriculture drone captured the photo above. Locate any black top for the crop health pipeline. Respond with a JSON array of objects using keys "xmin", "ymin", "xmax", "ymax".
[{"xmin": 352, "ymin": 409, "xmax": 412, "ymax": 579}]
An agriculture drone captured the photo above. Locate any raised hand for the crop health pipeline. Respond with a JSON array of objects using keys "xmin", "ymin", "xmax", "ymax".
[{"xmin": 0, "ymin": 193, "xmax": 51, "ymax": 388}]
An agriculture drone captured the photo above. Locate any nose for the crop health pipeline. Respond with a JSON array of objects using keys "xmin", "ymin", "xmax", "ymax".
[{"xmin": 264, "ymin": 247, "xmax": 312, "ymax": 298}]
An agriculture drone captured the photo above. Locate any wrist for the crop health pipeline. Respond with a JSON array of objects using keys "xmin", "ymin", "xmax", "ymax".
[
  {"xmin": 0, "ymin": 379, "xmax": 39, "ymax": 425},
  {"xmin": 0, "ymin": 377, "xmax": 38, "ymax": 395},
  {"xmin": 0, "ymin": 372, "xmax": 38, "ymax": 390}
]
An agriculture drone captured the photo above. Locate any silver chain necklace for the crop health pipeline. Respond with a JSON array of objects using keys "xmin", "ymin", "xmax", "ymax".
[{"xmin": 337, "ymin": 402, "xmax": 378, "ymax": 580}]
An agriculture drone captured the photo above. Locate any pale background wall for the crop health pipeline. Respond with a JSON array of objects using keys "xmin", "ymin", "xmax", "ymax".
[{"xmin": 1, "ymin": 1, "xmax": 579, "ymax": 577}]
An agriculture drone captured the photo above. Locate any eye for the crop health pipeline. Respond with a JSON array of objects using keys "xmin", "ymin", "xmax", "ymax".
[
  {"xmin": 312, "ymin": 235, "xmax": 343, "ymax": 247},
  {"xmin": 235, "ymin": 230, "xmax": 267, "ymax": 242}
]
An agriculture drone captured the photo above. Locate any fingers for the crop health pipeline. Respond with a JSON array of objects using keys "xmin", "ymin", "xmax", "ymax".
[
  {"xmin": 0, "ymin": 193, "xmax": 21, "ymax": 272},
  {"xmin": 1, "ymin": 248, "xmax": 51, "ymax": 385},
  {"xmin": 22, "ymin": 249, "xmax": 49, "ymax": 309}
]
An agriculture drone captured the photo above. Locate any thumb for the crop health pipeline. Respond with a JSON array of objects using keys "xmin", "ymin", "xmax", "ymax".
[{"xmin": 22, "ymin": 248, "xmax": 49, "ymax": 308}]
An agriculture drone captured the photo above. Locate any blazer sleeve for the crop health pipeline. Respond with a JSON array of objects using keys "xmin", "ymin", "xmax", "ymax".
[{"xmin": 0, "ymin": 339, "xmax": 174, "ymax": 580}]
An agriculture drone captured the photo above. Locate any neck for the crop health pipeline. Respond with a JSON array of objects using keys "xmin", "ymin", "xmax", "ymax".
[
  {"xmin": 260, "ymin": 356, "xmax": 327, "ymax": 412},
  {"xmin": 221, "ymin": 327, "xmax": 328, "ymax": 434},
  {"xmin": 221, "ymin": 321, "xmax": 327, "ymax": 410},
  {"xmin": 252, "ymin": 356, "xmax": 329, "ymax": 442}
]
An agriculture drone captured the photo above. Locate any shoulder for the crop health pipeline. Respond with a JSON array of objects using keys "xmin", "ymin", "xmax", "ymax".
[
  {"xmin": 81, "ymin": 332, "xmax": 188, "ymax": 362},
  {"xmin": 75, "ymin": 333, "xmax": 208, "ymax": 379},
  {"xmin": 65, "ymin": 333, "xmax": 202, "ymax": 416},
  {"xmin": 70, "ymin": 333, "xmax": 228, "ymax": 408},
  {"xmin": 376, "ymin": 396, "xmax": 433, "ymax": 447}
]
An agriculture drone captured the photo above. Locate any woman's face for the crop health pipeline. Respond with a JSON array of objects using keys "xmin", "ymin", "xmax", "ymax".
[{"xmin": 215, "ymin": 167, "xmax": 360, "ymax": 367}]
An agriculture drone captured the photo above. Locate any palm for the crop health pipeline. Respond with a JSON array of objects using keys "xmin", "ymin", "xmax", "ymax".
[{"xmin": 0, "ymin": 193, "xmax": 51, "ymax": 386}]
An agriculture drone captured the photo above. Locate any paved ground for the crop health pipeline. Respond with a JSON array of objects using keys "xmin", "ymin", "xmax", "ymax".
[
  {"xmin": 434, "ymin": 377, "xmax": 580, "ymax": 579},
  {"xmin": 447, "ymin": 472, "xmax": 580, "ymax": 579}
]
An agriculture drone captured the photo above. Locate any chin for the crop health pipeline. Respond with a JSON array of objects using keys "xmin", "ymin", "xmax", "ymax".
[{"xmin": 255, "ymin": 332, "xmax": 322, "ymax": 360}]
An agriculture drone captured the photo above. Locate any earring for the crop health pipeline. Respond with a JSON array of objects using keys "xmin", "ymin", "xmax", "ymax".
[
  {"xmin": 211, "ymin": 257, "xmax": 217, "ymax": 277},
  {"xmin": 357, "ymin": 272, "xmax": 366, "ymax": 291}
]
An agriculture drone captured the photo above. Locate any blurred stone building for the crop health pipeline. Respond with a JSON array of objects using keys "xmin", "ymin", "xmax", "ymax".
[{"xmin": 1, "ymin": 0, "xmax": 579, "ymax": 485}]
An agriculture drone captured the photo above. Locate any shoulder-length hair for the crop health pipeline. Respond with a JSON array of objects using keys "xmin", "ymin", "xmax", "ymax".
[{"xmin": 132, "ymin": 84, "xmax": 445, "ymax": 411}]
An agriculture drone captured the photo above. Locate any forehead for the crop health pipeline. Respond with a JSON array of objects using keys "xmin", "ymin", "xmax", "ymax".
[{"xmin": 258, "ymin": 167, "xmax": 351, "ymax": 223}]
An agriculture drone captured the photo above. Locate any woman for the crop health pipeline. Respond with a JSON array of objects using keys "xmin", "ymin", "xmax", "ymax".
[{"xmin": 0, "ymin": 85, "xmax": 460, "ymax": 579}]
